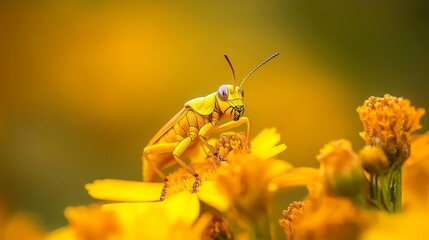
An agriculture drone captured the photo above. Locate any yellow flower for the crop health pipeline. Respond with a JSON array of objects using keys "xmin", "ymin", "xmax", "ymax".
[
  {"xmin": 281, "ymin": 182, "xmax": 375, "ymax": 240},
  {"xmin": 87, "ymin": 128, "xmax": 287, "ymax": 202},
  {"xmin": 357, "ymin": 94, "xmax": 425, "ymax": 212},
  {"xmin": 357, "ymin": 94, "xmax": 425, "ymax": 164},
  {"xmin": 85, "ymin": 128, "xmax": 293, "ymax": 239}
]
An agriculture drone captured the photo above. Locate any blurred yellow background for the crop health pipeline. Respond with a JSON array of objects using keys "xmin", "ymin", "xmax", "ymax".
[{"xmin": 1, "ymin": 0, "xmax": 428, "ymax": 231}]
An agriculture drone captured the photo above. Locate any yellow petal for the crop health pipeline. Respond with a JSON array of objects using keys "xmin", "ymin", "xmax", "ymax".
[
  {"xmin": 102, "ymin": 191, "xmax": 200, "ymax": 225},
  {"xmin": 406, "ymin": 131, "xmax": 429, "ymax": 166},
  {"xmin": 45, "ymin": 227, "xmax": 76, "ymax": 240},
  {"xmin": 269, "ymin": 167, "xmax": 320, "ymax": 191},
  {"xmin": 197, "ymin": 181, "xmax": 230, "ymax": 212},
  {"xmin": 254, "ymin": 144, "xmax": 287, "ymax": 160},
  {"xmin": 101, "ymin": 202, "xmax": 167, "ymax": 239},
  {"xmin": 163, "ymin": 191, "xmax": 200, "ymax": 224},
  {"xmin": 267, "ymin": 159, "xmax": 293, "ymax": 178},
  {"xmin": 102, "ymin": 202, "xmax": 161, "ymax": 229},
  {"xmin": 100, "ymin": 193, "xmax": 201, "ymax": 240},
  {"xmin": 251, "ymin": 128, "xmax": 287, "ymax": 159},
  {"xmin": 362, "ymin": 210, "xmax": 429, "ymax": 240},
  {"xmin": 251, "ymin": 127, "xmax": 281, "ymax": 149},
  {"xmin": 85, "ymin": 179, "xmax": 164, "ymax": 202}
]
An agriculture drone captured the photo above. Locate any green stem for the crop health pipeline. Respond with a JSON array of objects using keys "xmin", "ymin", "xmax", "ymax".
[
  {"xmin": 248, "ymin": 213, "xmax": 271, "ymax": 240},
  {"xmin": 369, "ymin": 162, "xmax": 402, "ymax": 213}
]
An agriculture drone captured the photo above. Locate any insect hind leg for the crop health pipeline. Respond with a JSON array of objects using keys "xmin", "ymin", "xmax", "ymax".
[
  {"xmin": 143, "ymin": 142, "xmax": 178, "ymax": 181},
  {"xmin": 143, "ymin": 138, "xmax": 201, "ymax": 200}
]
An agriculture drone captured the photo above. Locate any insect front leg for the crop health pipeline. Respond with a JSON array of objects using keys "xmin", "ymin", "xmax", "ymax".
[
  {"xmin": 212, "ymin": 116, "xmax": 250, "ymax": 141},
  {"xmin": 197, "ymin": 121, "xmax": 227, "ymax": 163},
  {"xmin": 172, "ymin": 136, "xmax": 201, "ymax": 193}
]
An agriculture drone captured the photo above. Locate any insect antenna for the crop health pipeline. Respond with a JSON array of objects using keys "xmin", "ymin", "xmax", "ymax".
[
  {"xmin": 240, "ymin": 52, "xmax": 279, "ymax": 88},
  {"xmin": 224, "ymin": 54, "xmax": 236, "ymax": 92}
]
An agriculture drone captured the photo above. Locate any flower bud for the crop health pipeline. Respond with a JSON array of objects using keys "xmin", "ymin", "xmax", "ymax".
[
  {"xmin": 359, "ymin": 145, "xmax": 390, "ymax": 174},
  {"xmin": 317, "ymin": 139, "xmax": 364, "ymax": 198}
]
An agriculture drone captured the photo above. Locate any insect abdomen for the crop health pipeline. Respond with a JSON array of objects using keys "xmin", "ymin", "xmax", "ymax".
[{"xmin": 156, "ymin": 109, "xmax": 211, "ymax": 144}]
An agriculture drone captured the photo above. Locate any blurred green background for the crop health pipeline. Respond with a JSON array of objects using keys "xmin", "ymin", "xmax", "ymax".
[{"xmin": 0, "ymin": 0, "xmax": 428, "ymax": 232}]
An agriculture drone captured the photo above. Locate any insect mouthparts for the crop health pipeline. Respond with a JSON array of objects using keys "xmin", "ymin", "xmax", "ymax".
[{"xmin": 233, "ymin": 106, "xmax": 245, "ymax": 121}]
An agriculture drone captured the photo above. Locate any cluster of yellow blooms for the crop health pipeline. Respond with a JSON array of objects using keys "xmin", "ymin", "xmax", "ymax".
[
  {"xmin": 278, "ymin": 94, "xmax": 428, "ymax": 240},
  {"xmin": 1, "ymin": 94, "xmax": 428, "ymax": 240}
]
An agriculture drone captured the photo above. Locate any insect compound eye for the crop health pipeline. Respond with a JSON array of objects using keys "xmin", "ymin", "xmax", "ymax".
[
  {"xmin": 239, "ymin": 88, "xmax": 244, "ymax": 97},
  {"xmin": 217, "ymin": 84, "xmax": 229, "ymax": 101}
]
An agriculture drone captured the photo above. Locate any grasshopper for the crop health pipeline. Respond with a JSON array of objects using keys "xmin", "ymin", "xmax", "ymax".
[{"xmin": 142, "ymin": 53, "xmax": 279, "ymax": 199}]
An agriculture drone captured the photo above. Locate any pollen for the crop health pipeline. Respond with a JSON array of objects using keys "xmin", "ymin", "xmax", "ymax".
[
  {"xmin": 357, "ymin": 94, "xmax": 425, "ymax": 164},
  {"xmin": 279, "ymin": 201, "xmax": 306, "ymax": 240},
  {"xmin": 162, "ymin": 161, "xmax": 218, "ymax": 199},
  {"xmin": 215, "ymin": 132, "xmax": 249, "ymax": 159}
]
